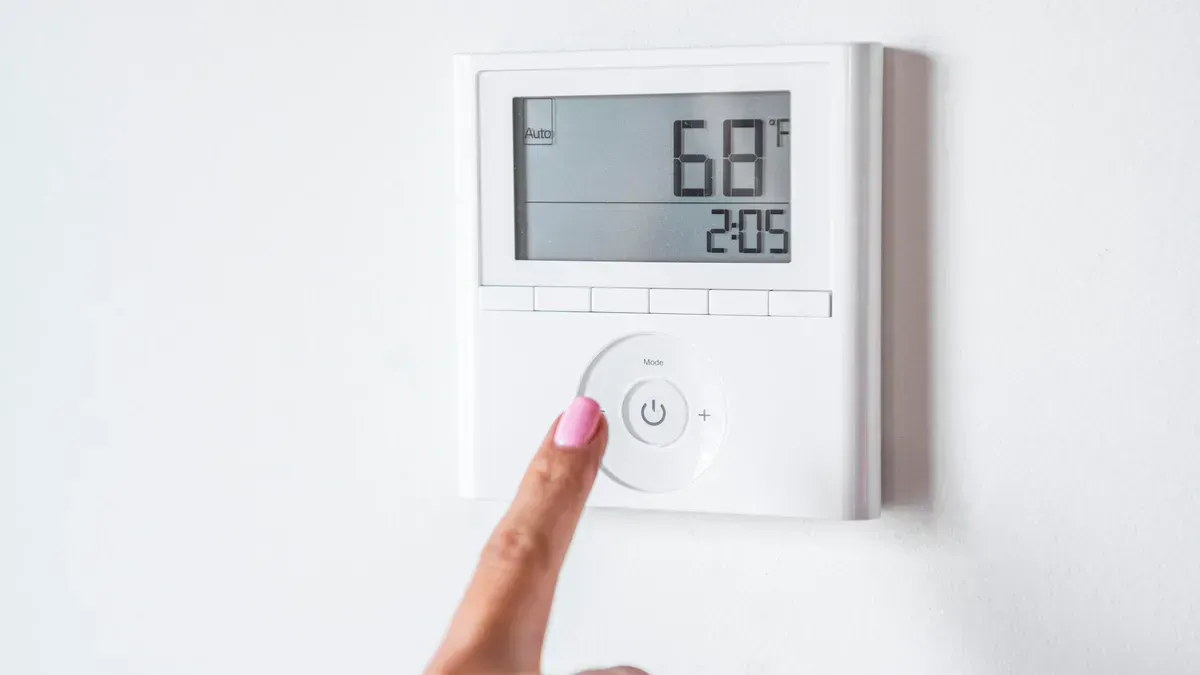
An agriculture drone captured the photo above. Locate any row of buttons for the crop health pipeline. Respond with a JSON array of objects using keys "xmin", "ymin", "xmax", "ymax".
[{"xmin": 479, "ymin": 286, "xmax": 830, "ymax": 318}]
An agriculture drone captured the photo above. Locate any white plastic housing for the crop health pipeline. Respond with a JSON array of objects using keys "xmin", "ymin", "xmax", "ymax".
[{"xmin": 455, "ymin": 44, "xmax": 882, "ymax": 519}]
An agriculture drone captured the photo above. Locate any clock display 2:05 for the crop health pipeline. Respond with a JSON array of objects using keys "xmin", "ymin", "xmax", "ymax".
[{"xmin": 673, "ymin": 117, "xmax": 789, "ymax": 255}]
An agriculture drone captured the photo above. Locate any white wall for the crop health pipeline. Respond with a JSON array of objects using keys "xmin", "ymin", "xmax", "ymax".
[{"xmin": 2, "ymin": 1, "xmax": 1198, "ymax": 673}]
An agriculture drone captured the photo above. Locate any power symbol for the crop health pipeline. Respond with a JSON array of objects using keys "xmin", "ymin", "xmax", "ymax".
[{"xmin": 640, "ymin": 399, "xmax": 667, "ymax": 426}]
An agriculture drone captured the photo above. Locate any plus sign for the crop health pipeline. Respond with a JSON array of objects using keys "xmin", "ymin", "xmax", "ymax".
[{"xmin": 699, "ymin": 409, "xmax": 711, "ymax": 421}]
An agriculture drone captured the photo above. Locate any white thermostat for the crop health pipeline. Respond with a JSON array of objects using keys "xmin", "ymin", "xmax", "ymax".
[{"xmin": 455, "ymin": 44, "xmax": 882, "ymax": 519}]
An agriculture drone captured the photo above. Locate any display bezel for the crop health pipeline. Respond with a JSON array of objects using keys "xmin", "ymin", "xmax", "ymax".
[{"xmin": 476, "ymin": 58, "xmax": 842, "ymax": 291}]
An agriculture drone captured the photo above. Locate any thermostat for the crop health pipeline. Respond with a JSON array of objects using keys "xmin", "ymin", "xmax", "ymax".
[{"xmin": 455, "ymin": 44, "xmax": 882, "ymax": 519}]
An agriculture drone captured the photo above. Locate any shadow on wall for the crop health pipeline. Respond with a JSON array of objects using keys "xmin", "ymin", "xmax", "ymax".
[
  {"xmin": 878, "ymin": 49, "xmax": 1200, "ymax": 674},
  {"xmin": 881, "ymin": 49, "xmax": 936, "ymax": 511}
]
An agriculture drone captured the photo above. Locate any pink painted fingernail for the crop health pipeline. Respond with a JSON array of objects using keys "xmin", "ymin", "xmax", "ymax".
[{"xmin": 554, "ymin": 397, "xmax": 602, "ymax": 449}]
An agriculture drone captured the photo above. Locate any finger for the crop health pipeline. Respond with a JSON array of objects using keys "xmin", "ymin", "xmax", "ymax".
[
  {"xmin": 576, "ymin": 668, "xmax": 651, "ymax": 675},
  {"xmin": 430, "ymin": 397, "xmax": 607, "ymax": 672}
]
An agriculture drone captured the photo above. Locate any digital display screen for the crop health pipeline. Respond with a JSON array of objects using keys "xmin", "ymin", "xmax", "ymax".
[{"xmin": 514, "ymin": 92, "xmax": 791, "ymax": 263}]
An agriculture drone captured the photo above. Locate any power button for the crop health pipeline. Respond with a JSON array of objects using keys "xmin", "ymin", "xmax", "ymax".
[{"xmin": 623, "ymin": 379, "xmax": 688, "ymax": 447}]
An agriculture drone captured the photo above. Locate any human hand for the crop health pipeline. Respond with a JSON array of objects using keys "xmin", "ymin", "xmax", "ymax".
[{"xmin": 425, "ymin": 397, "xmax": 647, "ymax": 675}]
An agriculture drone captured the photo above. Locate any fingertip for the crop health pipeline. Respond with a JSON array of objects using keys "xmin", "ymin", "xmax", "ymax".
[{"xmin": 553, "ymin": 396, "xmax": 602, "ymax": 449}]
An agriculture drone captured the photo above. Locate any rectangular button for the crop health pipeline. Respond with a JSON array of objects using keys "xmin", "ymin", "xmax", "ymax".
[
  {"xmin": 769, "ymin": 291, "xmax": 831, "ymax": 317},
  {"xmin": 649, "ymin": 289, "xmax": 708, "ymax": 315},
  {"xmin": 479, "ymin": 286, "xmax": 533, "ymax": 311},
  {"xmin": 708, "ymin": 290, "xmax": 768, "ymax": 316},
  {"xmin": 534, "ymin": 286, "xmax": 590, "ymax": 312},
  {"xmin": 592, "ymin": 287, "xmax": 649, "ymax": 313}
]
